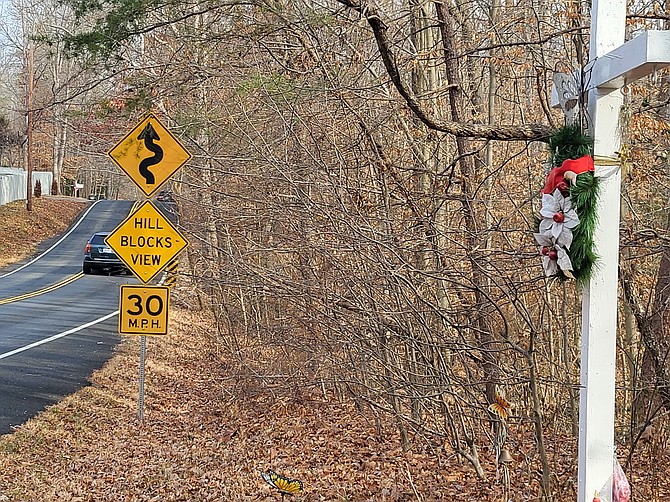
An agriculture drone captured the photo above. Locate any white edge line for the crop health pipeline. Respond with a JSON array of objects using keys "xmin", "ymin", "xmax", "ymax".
[
  {"xmin": 0, "ymin": 200, "xmax": 100, "ymax": 279},
  {"xmin": 0, "ymin": 310, "xmax": 118, "ymax": 360}
]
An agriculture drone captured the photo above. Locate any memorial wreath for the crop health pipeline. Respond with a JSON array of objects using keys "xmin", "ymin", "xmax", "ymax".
[{"xmin": 534, "ymin": 125, "xmax": 598, "ymax": 284}]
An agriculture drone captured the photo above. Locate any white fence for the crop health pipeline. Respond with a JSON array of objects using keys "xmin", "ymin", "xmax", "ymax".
[{"xmin": 0, "ymin": 168, "xmax": 53, "ymax": 206}]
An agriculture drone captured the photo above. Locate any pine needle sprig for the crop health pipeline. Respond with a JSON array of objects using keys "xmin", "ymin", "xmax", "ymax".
[
  {"xmin": 549, "ymin": 124, "xmax": 594, "ymax": 167},
  {"xmin": 568, "ymin": 171, "xmax": 599, "ymax": 284}
]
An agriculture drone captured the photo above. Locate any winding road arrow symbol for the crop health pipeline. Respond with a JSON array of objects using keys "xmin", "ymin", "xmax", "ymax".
[{"xmin": 137, "ymin": 122, "xmax": 163, "ymax": 185}]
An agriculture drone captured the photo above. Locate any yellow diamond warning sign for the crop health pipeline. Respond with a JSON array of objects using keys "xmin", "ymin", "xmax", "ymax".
[
  {"xmin": 108, "ymin": 114, "xmax": 191, "ymax": 198},
  {"xmin": 105, "ymin": 200, "xmax": 189, "ymax": 283},
  {"xmin": 119, "ymin": 285, "xmax": 170, "ymax": 335}
]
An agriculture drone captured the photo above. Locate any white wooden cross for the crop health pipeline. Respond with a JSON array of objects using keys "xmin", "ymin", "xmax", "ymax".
[{"xmin": 551, "ymin": 2, "xmax": 670, "ymax": 500}]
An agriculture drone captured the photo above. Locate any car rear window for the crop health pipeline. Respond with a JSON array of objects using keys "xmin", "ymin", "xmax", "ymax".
[{"xmin": 90, "ymin": 235, "xmax": 108, "ymax": 245}]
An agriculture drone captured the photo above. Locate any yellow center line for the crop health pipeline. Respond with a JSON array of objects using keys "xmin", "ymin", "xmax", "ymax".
[{"xmin": 0, "ymin": 272, "xmax": 85, "ymax": 305}]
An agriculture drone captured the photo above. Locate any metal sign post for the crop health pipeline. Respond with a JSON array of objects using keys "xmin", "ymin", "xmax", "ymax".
[
  {"xmin": 138, "ymin": 336, "xmax": 146, "ymax": 421},
  {"xmin": 107, "ymin": 114, "xmax": 192, "ymax": 421}
]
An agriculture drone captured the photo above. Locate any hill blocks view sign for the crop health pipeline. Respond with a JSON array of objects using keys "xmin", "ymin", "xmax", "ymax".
[
  {"xmin": 105, "ymin": 200, "xmax": 189, "ymax": 283},
  {"xmin": 108, "ymin": 114, "xmax": 192, "ymax": 198}
]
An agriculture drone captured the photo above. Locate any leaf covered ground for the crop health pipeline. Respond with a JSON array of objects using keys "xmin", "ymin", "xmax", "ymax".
[
  {"xmin": 0, "ymin": 198, "xmax": 87, "ymax": 269},
  {"xmin": 0, "ymin": 198, "xmax": 669, "ymax": 501},
  {"xmin": 0, "ymin": 311, "xmax": 506, "ymax": 501}
]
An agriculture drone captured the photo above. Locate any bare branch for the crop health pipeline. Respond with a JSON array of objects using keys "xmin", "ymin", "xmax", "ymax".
[{"xmin": 335, "ymin": 0, "xmax": 552, "ymax": 142}]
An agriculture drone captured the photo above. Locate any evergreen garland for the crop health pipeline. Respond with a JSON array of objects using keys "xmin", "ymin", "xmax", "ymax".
[
  {"xmin": 568, "ymin": 171, "xmax": 599, "ymax": 284},
  {"xmin": 549, "ymin": 124, "xmax": 593, "ymax": 168}
]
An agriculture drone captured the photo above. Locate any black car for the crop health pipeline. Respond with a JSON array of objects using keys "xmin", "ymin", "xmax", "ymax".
[
  {"xmin": 156, "ymin": 190, "xmax": 175, "ymax": 202},
  {"xmin": 83, "ymin": 232, "xmax": 128, "ymax": 274}
]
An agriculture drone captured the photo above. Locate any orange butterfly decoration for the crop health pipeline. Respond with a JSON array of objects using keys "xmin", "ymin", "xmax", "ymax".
[
  {"xmin": 488, "ymin": 387, "xmax": 513, "ymax": 421},
  {"xmin": 261, "ymin": 469, "xmax": 303, "ymax": 497}
]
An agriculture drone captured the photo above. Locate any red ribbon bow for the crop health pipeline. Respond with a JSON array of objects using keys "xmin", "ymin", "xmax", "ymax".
[{"xmin": 542, "ymin": 155, "xmax": 594, "ymax": 194}]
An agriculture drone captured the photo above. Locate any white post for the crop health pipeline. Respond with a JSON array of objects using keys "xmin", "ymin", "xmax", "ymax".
[
  {"xmin": 550, "ymin": 5, "xmax": 670, "ymax": 501},
  {"xmin": 579, "ymin": 1, "xmax": 625, "ymax": 500}
]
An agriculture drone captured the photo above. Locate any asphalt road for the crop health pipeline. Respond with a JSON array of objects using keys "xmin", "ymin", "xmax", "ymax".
[{"xmin": 0, "ymin": 199, "xmax": 138, "ymax": 434}]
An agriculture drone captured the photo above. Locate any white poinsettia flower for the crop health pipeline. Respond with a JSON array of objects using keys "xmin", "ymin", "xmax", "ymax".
[
  {"xmin": 534, "ymin": 233, "xmax": 574, "ymax": 277},
  {"xmin": 534, "ymin": 232, "xmax": 553, "ymax": 250},
  {"xmin": 539, "ymin": 188, "xmax": 579, "ymax": 248},
  {"xmin": 555, "ymin": 245, "xmax": 574, "ymax": 275}
]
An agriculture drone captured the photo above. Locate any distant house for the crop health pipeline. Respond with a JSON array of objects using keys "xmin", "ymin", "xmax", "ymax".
[{"xmin": 0, "ymin": 168, "xmax": 53, "ymax": 206}]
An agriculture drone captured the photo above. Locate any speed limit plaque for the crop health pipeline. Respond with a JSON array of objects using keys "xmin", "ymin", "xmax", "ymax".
[{"xmin": 118, "ymin": 285, "xmax": 170, "ymax": 335}]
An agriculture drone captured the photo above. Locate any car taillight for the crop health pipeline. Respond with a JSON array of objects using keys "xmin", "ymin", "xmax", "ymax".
[{"xmin": 85, "ymin": 243, "xmax": 91, "ymax": 253}]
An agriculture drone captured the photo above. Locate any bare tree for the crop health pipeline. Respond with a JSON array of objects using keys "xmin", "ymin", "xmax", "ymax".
[{"xmin": 26, "ymin": 0, "xmax": 670, "ymax": 499}]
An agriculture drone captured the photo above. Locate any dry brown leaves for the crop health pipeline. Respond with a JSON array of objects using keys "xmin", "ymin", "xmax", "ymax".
[
  {"xmin": 0, "ymin": 310, "xmax": 495, "ymax": 501},
  {"xmin": 1, "ymin": 199, "xmax": 669, "ymax": 501},
  {"xmin": 0, "ymin": 197, "xmax": 87, "ymax": 268},
  {"xmin": 0, "ymin": 307, "xmax": 666, "ymax": 501}
]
